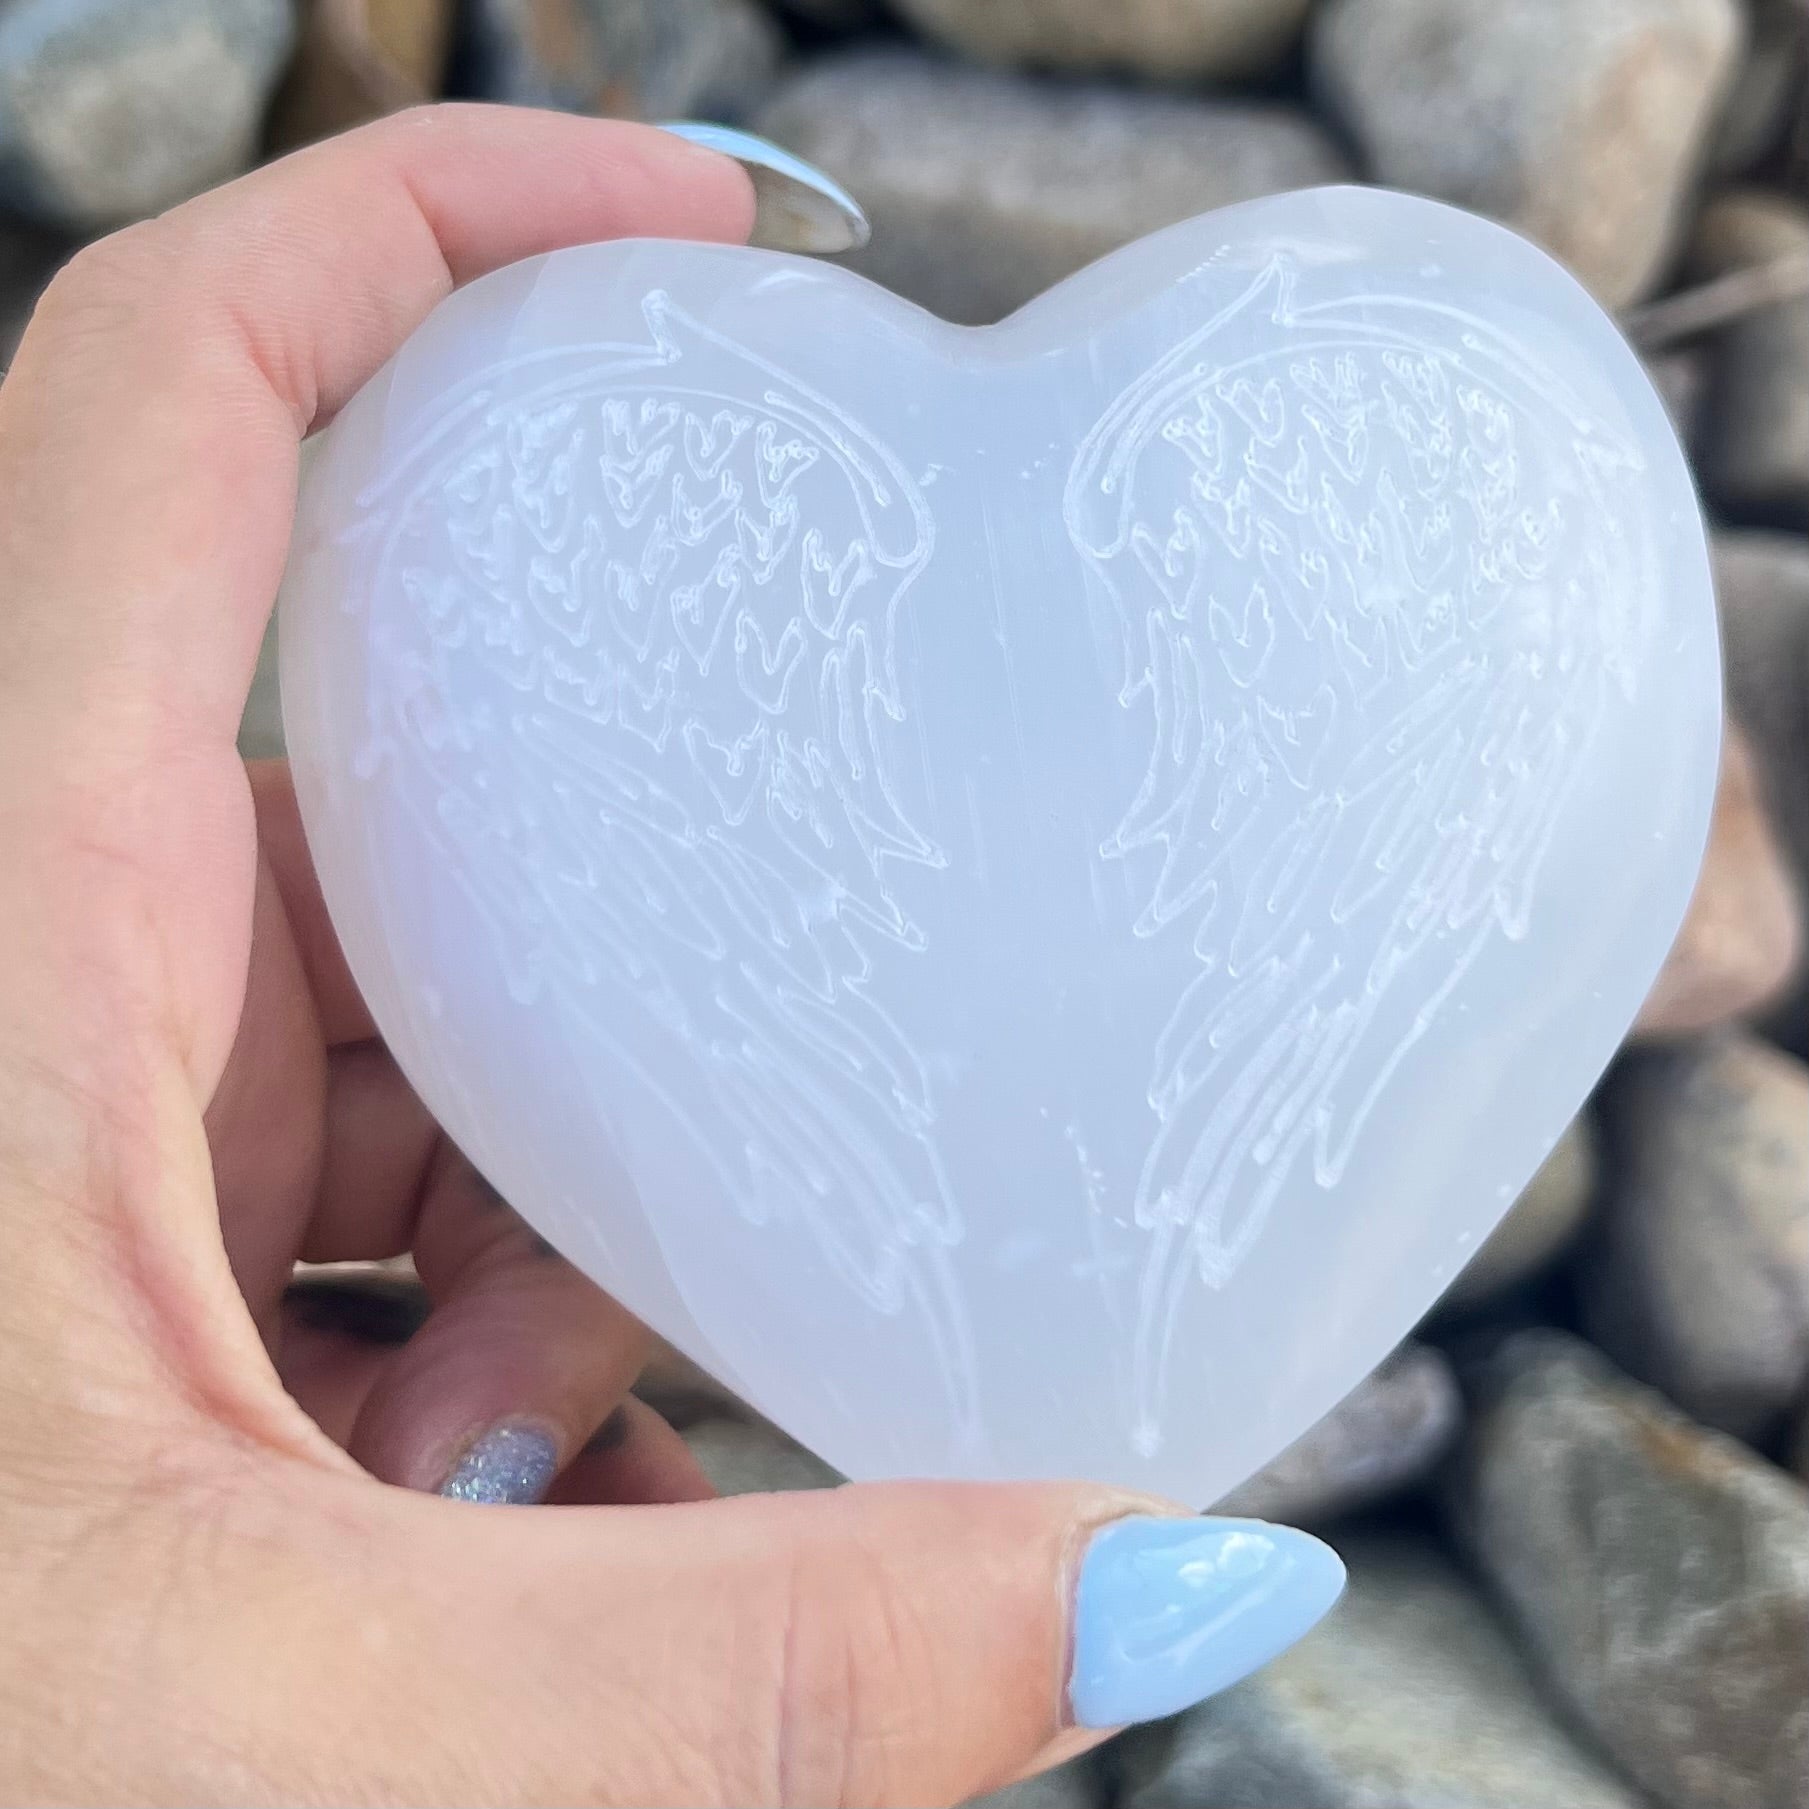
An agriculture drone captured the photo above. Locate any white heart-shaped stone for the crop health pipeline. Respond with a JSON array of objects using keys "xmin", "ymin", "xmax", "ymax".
[{"xmin": 279, "ymin": 187, "xmax": 1718, "ymax": 1504}]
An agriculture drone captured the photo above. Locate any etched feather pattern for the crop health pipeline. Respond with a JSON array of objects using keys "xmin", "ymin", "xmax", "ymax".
[
  {"xmin": 362, "ymin": 296, "xmax": 980, "ymax": 1442},
  {"xmin": 1066, "ymin": 264, "xmax": 1645, "ymax": 1452}
]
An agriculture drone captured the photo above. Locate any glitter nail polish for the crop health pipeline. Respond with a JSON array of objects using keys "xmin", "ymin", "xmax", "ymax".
[{"xmin": 439, "ymin": 1422, "xmax": 559, "ymax": 1505}]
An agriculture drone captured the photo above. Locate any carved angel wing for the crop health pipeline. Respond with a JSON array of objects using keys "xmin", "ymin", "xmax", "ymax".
[
  {"xmin": 1065, "ymin": 261, "xmax": 1644, "ymax": 1452},
  {"xmin": 361, "ymin": 293, "xmax": 979, "ymax": 1440}
]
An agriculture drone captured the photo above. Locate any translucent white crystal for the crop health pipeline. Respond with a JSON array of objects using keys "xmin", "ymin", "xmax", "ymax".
[{"xmin": 278, "ymin": 186, "xmax": 1719, "ymax": 1504}]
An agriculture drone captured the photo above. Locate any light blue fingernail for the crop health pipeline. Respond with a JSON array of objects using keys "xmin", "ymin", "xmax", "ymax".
[
  {"xmin": 657, "ymin": 121, "xmax": 870, "ymax": 254},
  {"xmin": 1069, "ymin": 1516, "xmax": 1345, "ymax": 1729}
]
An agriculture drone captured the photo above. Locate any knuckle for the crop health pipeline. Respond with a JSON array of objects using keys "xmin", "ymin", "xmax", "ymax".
[
  {"xmin": 770, "ymin": 1516, "xmax": 939, "ymax": 1808},
  {"xmin": 40, "ymin": 225, "xmax": 170, "ymax": 318},
  {"xmin": 28, "ymin": 224, "xmax": 180, "ymax": 359},
  {"xmin": 350, "ymin": 99, "xmax": 468, "ymax": 154}
]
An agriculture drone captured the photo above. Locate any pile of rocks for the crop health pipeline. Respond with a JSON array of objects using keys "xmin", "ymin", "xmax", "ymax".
[{"xmin": 2, "ymin": 2, "xmax": 1806, "ymax": 1805}]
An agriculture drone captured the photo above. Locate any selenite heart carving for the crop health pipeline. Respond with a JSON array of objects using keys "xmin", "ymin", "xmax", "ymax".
[{"xmin": 278, "ymin": 186, "xmax": 1718, "ymax": 1505}]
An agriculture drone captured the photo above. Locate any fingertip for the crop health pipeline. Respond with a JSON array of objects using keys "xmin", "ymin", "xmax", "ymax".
[
  {"xmin": 0, "ymin": 104, "xmax": 769, "ymax": 796},
  {"xmin": 654, "ymin": 121, "xmax": 867, "ymax": 253},
  {"xmin": 437, "ymin": 1418, "xmax": 561, "ymax": 1506},
  {"xmin": 546, "ymin": 1398, "xmax": 719, "ymax": 1506}
]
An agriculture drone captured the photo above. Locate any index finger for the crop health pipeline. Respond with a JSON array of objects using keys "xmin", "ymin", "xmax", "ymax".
[
  {"xmin": 0, "ymin": 105, "xmax": 751, "ymax": 1118},
  {"xmin": 0, "ymin": 104, "xmax": 754, "ymax": 761}
]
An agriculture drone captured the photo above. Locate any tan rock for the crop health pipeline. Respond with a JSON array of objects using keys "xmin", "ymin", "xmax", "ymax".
[
  {"xmin": 1636, "ymin": 722, "xmax": 1802, "ymax": 1036},
  {"xmin": 0, "ymin": 0, "xmax": 297, "ymax": 231},
  {"xmin": 467, "ymin": 0, "xmax": 782, "ymax": 123},
  {"xmin": 1706, "ymin": 0, "xmax": 1803, "ymax": 175},
  {"xmin": 1311, "ymin": 0, "xmax": 1744, "ymax": 306},
  {"xmin": 267, "ymin": 0, "xmax": 455, "ymax": 150},
  {"xmin": 1442, "ymin": 1115, "xmax": 1596, "ymax": 1307},
  {"xmin": 1716, "ymin": 531, "xmax": 1809, "ymax": 1046},
  {"xmin": 1584, "ymin": 1030, "xmax": 1809, "ymax": 1442},
  {"xmin": 889, "ymin": 0, "xmax": 1312, "ymax": 82},
  {"xmin": 1446, "ymin": 1331, "xmax": 1809, "ymax": 1809},
  {"xmin": 1645, "ymin": 345, "xmax": 1709, "ymax": 445},
  {"xmin": 1689, "ymin": 190, "xmax": 1809, "ymax": 525},
  {"xmin": 1119, "ymin": 1530, "xmax": 1645, "ymax": 1809},
  {"xmin": 1212, "ymin": 1343, "xmax": 1460, "ymax": 1524},
  {"xmin": 756, "ymin": 49, "xmax": 1348, "ymax": 325}
]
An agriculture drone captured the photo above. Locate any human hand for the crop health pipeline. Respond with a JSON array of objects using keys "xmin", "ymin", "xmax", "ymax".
[{"xmin": 0, "ymin": 106, "xmax": 1340, "ymax": 1805}]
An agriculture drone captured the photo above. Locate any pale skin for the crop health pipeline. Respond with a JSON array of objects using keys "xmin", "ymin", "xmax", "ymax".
[{"xmin": 0, "ymin": 107, "xmax": 1178, "ymax": 1805}]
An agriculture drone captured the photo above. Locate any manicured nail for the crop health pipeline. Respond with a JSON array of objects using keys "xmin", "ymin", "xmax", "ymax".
[
  {"xmin": 657, "ymin": 121, "xmax": 869, "ymax": 254},
  {"xmin": 1069, "ymin": 1516, "xmax": 1345, "ymax": 1729},
  {"xmin": 438, "ymin": 1422, "xmax": 559, "ymax": 1505}
]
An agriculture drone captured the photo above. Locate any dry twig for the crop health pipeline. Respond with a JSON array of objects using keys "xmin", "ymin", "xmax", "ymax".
[{"xmin": 1624, "ymin": 253, "xmax": 1809, "ymax": 349}]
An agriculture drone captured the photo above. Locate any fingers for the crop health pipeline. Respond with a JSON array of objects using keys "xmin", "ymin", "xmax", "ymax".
[
  {"xmin": 278, "ymin": 1258, "xmax": 715, "ymax": 1508},
  {"xmin": 306, "ymin": 1038, "xmax": 441, "ymax": 1263},
  {"xmin": 245, "ymin": 1474, "xmax": 1343, "ymax": 1807},
  {"xmin": 0, "ymin": 106, "xmax": 754, "ymax": 761},
  {"xmin": 208, "ymin": 762, "xmax": 410, "ymax": 1326},
  {"xmin": 275, "ymin": 1271, "xmax": 429, "ymax": 1446},
  {"xmin": 202, "ymin": 843, "xmax": 329, "ymax": 1331},
  {"xmin": 277, "ymin": 1269, "xmax": 715, "ymax": 1508},
  {"xmin": 345, "ymin": 1147, "xmax": 653, "ymax": 1497},
  {"xmin": 0, "ymin": 108, "xmax": 753, "ymax": 1115},
  {"xmin": 545, "ymin": 1398, "xmax": 718, "ymax": 1507},
  {"xmin": 246, "ymin": 753, "xmax": 667, "ymax": 1494}
]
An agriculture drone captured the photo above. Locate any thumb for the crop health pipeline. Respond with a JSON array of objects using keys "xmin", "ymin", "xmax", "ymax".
[{"xmin": 309, "ymin": 1477, "xmax": 1344, "ymax": 1807}]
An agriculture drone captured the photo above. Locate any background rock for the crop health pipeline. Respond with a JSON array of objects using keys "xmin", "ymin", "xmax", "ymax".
[
  {"xmin": 1690, "ymin": 190, "xmax": 1809, "ymax": 525},
  {"xmin": 633, "ymin": 1338, "xmax": 757, "ymax": 1430},
  {"xmin": 1635, "ymin": 722, "xmax": 1803, "ymax": 1036},
  {"xmin": 0, "ymin": 215, "xmax": 67, "ymax": 365},
  {"xmin": 681, "ymin": 1415, "xmax": 844, "ymax": 1495},
  {"xmin": 1716, "ymin": 532, "xmax": 1809, "ymax": 1049},
  {"xmin": 888, "ymin": 0, "xmax": 1312, "ymax": 82},
  {"xmin": 1447, "ymin": 1331, "xmax": 1809, "ymax": 1809},
  {"xmin": 1442, "ymin": 1116, "xmax": 1597, "ymax": 1308},
  {"xmin": 1646, "ymin": 345, "xmax": 1709, "ymax": 443},
  {"xmin": 1708, "ymin": 0, "xmax": 1805, "ymax": 175},
  {"xmin": 757, "ymin": 49, "xmax": 1348, "ymax": 323},
  {"xmin": 1212, "ymin": 1344, "xmax": 1460, "ymax": 1524},
  {"xmin": 468, "ymin": 0, "xmax": 782, "ymax": 123},
  {"xmin": 7, "ymin": 13, "xmax": 1803, "ymax": 1802},
  {"xmin": 965, "ymin": 1752, "xmax": 1102, "ymax": 1809},
  {"xmin": 1311, "ymin": 0, "xmax": 1743, "ymax": 306},
  {"xmin": 1117, "ymin": 1529, "xmax": 1644, "ymax": 1809},
  {"xmin": 267, "ymin": 0, "xmax": 452, "ymax": 148},
  {"xmin": 1584, "ymin": 1031, "xmax": 1809, "ymax": 1442},
  {"xmin": 767, "ymin": 0, "xmax": 882, "ymax": 30},
  {"xmin": 0, "ymin": 0, "xmax": 296, "ymax": 230}
]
